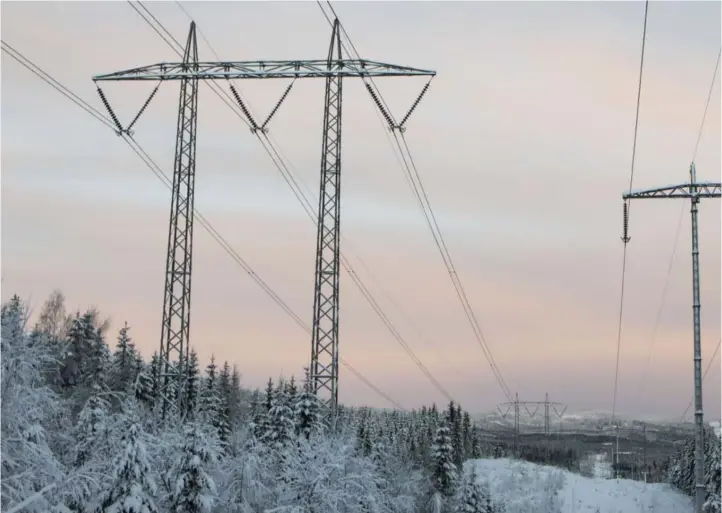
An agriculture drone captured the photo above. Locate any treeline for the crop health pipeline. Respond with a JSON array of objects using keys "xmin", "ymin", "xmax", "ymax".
[
  {"xmin": 5, "ymin": 291, "xmax": 559, "ymax": 513},
  {"xmin": 666, "ymin": 429, "xmax": 721, "ymax": 512}
]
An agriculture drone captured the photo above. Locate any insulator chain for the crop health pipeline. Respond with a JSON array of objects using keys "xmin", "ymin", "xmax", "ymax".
[
  {"xmin": 229, "ymin": 83, "xmax": 262, "ymax": 133},
  {"xmin": 96, "ymin": 86, "xmax": 124, "ymax": 135},
  {"xmin": 126, "ymin": 82, "xmax": 161, "ymax": 135},
  {"xmin": 621, "ymin": 201, "xmax": 631, "ymax": 244},
  {"xmin": 398, "ymin": 79, "xmax": 432, "ymax": 132},
  {"xmin": 364, "ymin": 82, "xmax": 395, "ymax": 131},
  {"xmin": 261, "ymin": 80, "xmax": 295, "ymax": 132}
]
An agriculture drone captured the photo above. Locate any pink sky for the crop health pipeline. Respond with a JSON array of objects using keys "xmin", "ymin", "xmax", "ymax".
[{"xmin": 2, "ymin": 1, "xmax": 720, "ymax": 419}]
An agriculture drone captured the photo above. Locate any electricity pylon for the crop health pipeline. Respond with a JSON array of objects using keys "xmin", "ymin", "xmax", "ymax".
[
  {"xmin": 622, "ymin": 163, "xmax": 721, "ymax": 513},
  {"xmin": 92, "ymin": 20, "xmax": 436, "ymax": 413},
  {"xmin": 497, "ymin": 393, "xmax": 567, "ymax": 459}
]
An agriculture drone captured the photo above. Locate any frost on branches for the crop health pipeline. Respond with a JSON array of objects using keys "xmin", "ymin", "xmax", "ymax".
[
  {"xmin": 97, "ymin": 422, "xmax": 157, "ymax": 513},
  {"xmin": 432, "ymin": 420, "xmax": 458, "ymax": 498},
  {"xmin": 0, "ymin": 292, "xmax": 515, "ymax": 513},
  {"xmin": 169, "ymin": 423, "xmax": 219, "ymax": 513},
  {"xmin": 667, "ymin": 428, "xmax": 722, "ymax": 512},
  {"xmin": 1, "ymin": 296, "xmax": 64, "ymax": 512},
  {"xmin": 455, "ymin": 466, "xmax": 493, "ymax": 513}
]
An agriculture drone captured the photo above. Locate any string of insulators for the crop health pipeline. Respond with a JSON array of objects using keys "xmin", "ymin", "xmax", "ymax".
[
  {"xmin": 126, "ymin": 82, "xmax": 161, "ymax": 134},
  {"xmin": 96, "ymin": 86, "xmax": 124, "ymax": 135},
  {"xmin": 229, "ymin": 83, "xmax": 260, "ymax": 133},
  {"xmin": 621, "ymin": 201, "xmax": 631, "ymax": 243},
  {"xmin": 261, "ymin": 80, "xmax": 295, "ymax": 132},
  {"xmin": 364, "ymin": 82, "xmax": 395, "ymax": 130},
  {"xmin": 398, "ymin": 80, "xmax": 431, "ymax": 129}
]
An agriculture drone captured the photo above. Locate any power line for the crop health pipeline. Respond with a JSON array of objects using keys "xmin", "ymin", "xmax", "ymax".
[
  {"xmin": 612, "ymin": 0, "xmax": 649, "ymax": 425},
  {"xmin": 692, "ymin": 46, "xmax": 722, "ymax": 162},
  {"xmin": 161, "ymin": 1, "xmax": 457, "ymax": 404},
  {"xmin": 0, "ymin": 39, "xmax": 406, "ymax": 411},
  {"xmin": 639, "ymin": 43, "xmax": 722, "ymax": 405},
  {"xmin": 638, "ymin": 199, "xmax": 686, "ymax": 394},
  {"xmin": 126, "ymin": 1, "xmax": 456, "ymax": 404},
  {"xmin": 318, "ymin": 1, "xmax": 513, "ymax": 403}
]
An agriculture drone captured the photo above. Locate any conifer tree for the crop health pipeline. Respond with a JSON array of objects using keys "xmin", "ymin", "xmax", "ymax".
[
  {"xmin": 356, "ymin": 420, "xmax": 373, "ymax": 457},
  {"xmin": 133, "ymin": 361, "xmax": 154, "ymax": 407},
  {"xmin": 98, "ymin": 423, "xmax": 157, "ymax": 513},
  {"xmin": 248, "ymin": 389, "xmax": 265, "ymax": 441},
  {"xmin": 704, "ymin": 431, "xmax": 721, "ymax": 513},
  {"xmin": 452, "ymin": 405, "xmax": 464, "ymax": 467},
  {"xmin": 184, "ymin": 350, "xmax": 200, "ymax": 420},
  {"xmin": 218, "ymin": 361, "xmax": 231, "ymax": 405},
  {"xmin": 455, "ymin": 466, "xmax": 490, "ymax": 513},
  {"xmin": 263, "ymin": 382, "xmax": 295, "ymax": 450},
  {"xmin": 111, "ymin": 323, "xmax": 137, "ymax": 392},
  {"xmin": 286, "ymin": 375, "xmax": 298, "ymax": 400},
  {"xmin": 462, "ymin": 411, "xmax": 472, "ymax": 460},
  {"xmin": 62, "ymin": 312, "xmax": 97, "ymax": 388},
  {"xmin": 198, "ymin": 357, "xmax": 229, "ymax": 449},
  {"xmin": 432, "ymin": 420, "xmax": 458, "ymax": 497},
  {"xmin": 75, "ymin": 383, "xmax": 112, "ymax": 466},
  {"xmin": 229, "ymin": 365, "xmax": 242, "ymax": 423},
  {"xmin": 294, "ymin": 374, "xmax": 324, "ymax": 439},
  {"xmin": 263, "ymin": 377, "xmax": 274, "ymax": 412},
  {"xmin": 170, "ymin": 423, "xmax": 219, "ymax": 513}
]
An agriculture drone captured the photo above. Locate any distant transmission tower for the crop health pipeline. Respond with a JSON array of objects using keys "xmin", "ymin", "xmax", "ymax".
[
  {"xmin": 92, "ymin": 20, "xmax": 435, "ymax": 413},
  {"xmin": 621, "ymin": 163, "xmax": 720, "ymax": 513},
  {"xmin": 497, "ymin": 393, "xmax": 567, "ymax": 459}
]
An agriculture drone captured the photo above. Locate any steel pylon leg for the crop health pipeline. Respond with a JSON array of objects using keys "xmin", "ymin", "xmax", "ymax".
[
  {"xmin": 310, "ymin": 19, "xmax": 343, "ymax": 410},
  {"xmin": 159, "ymin": 22, "xmax": 199, "ymax": 417},
  {"xmin": 689, "ymin": 163, "xmax": 706, "ymax": 513}
]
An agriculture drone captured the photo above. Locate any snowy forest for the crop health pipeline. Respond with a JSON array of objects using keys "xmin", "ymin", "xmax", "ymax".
[{"xmin": 1, "ymin": 291, "xmax": 720, "ymax": 513}]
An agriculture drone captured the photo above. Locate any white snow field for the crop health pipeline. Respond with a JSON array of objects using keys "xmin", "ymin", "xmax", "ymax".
[{"xmin": 469, "ymin": 458, "xmax": 693, "ymax": 513}]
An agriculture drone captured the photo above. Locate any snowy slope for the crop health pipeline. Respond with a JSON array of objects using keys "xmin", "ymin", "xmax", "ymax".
[{"xmin": 470, "ymin": 458, "xmax": 693, "ymax": 513}]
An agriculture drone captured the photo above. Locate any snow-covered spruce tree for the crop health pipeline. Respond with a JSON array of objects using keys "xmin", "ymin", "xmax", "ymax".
[
  {"xmin": 263, "ymin": 377, "xmax": 274, "ymax": 412},
  {"xmin": 110, "ymin": 323, "xmax": 138, "ymax": 393},
  {"xmin": 1, "ymin": 296, "xmax": 66, "ymax": 513},
  {"xmin": 247, "ymin": 389, "xmax": 265, "ymax": 441},
  {"xmin": 216, "ymin": 362, "xmax": 233, "ymax": 448},
  {"xmin": 452, "ymin": 404, "xmax": 464, "ymax": 468},
  {"xmin": 262, "ymin": 380, "xmax": 295, "ymax": 450},
  {"xmin": 148, "ymin": 352, "xmax": 161, "ymax": 404},
  {"xmin": 133, "ymin": 360, "xmax": 154, "ymax": 407},
  {"xmin": 184, "ymin": 350, "xmax": 200, "ymax": 420},
  {"xmin": 454, "ymin": 465, "xmax": 492, "ymax": 513},
  {"xmin": 198, "ymin": 357, "xmax": 230, "ymax": 449},
  {"xmin": 462, "ymin": 412, "xmax": 472, "ymax": 461},
  {"xmin": 61, "ymin": 311, "xmax": 97, "ymax": 389},
  {"xmin": 96, "ymin": 422, "xmax": 157, "ymax": 513},
  {"xmin": 169, "ymin": 423, "xmax": 220, "ymax": 513},
  {"xmin": 432, "ymin": 419, "xmax": 458, "ymax": 498},
  {"xmin": 704, "ymin": 430, "xmax": 721, "ymax": 513},
  {"xmin": 228, "ymin": 365, "xmax": 243, "ymax": 424},
  {"xmin": 75, "ymin": 383, "xmax": 112, "ymax": 467},
  {"xmin": 294, "ymin": 375, "xmax": 324, "ymax": 439}
]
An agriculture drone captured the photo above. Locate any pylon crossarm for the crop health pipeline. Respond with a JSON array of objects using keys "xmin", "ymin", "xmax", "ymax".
[
  {"xmin": 623, "ymin": 182, "xmax": 721, "ymax": 200},
  {"xmin": 93, "ymin": 59, "xmax": 437, "ymax": 81}
]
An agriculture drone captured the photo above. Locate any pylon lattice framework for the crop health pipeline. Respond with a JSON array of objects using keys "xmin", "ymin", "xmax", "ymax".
[
  {"xmin": 497, "ymin": 393, "xmax": 567, "ymax": 459},
  {"xmin": 92, "ymin": 20, "xmax": 436, "ymax": 412},
  {"xmin": 622, "ymin": 164, "xmax": 720, "ymax": 513}
]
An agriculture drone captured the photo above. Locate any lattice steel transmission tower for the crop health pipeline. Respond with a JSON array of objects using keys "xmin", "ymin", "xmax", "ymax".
[
  {"xmin": 498, "ymin": 393, "xmax": 567, "ymax": 459},
  {"xmin": 310, "ymin": 21, "xmax": 344, "ymax": 410},
  {"xmin": 92, "ymin": 20, "xmax": 435, "ymax": 413},
  {"xmin": 621, "ymin": 163, "xmax": 720, "ymax": 513}
]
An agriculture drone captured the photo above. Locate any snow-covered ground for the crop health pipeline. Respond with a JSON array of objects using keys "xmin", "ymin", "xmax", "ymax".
[{"xmin": 469, "ymin": 458, "xmax": 692, "ymax": 513}]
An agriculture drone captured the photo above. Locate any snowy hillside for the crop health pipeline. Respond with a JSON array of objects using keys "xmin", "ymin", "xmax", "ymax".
[{"xmin": 469, "ymin": 458, "xmax": 693, "ymax": 513}]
